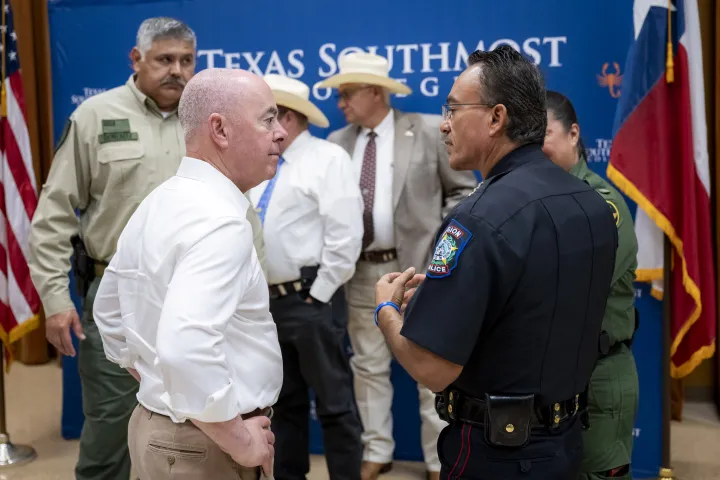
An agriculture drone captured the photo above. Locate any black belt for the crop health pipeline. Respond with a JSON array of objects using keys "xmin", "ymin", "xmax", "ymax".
[
  {"xmin": 268, "ymin": 280, "xmax": 307, "ymax": 299},
  {"xmin": 438, "ymin": 390, "xmax": 580, "ymax": 430},
  {"xmin": 268, "ymin": 266, "xmax": 319, "ymax": 299},
  {"xmin": 359, "ymin": 248, "xmax": 397, "ymax": 263},
  {"xmin": 599, "ymin": 331, "xmax": 632, "ymax": 360}
]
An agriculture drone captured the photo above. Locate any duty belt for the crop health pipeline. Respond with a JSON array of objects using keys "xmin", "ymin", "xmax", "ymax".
[
  {"xmin": 359, "ymin": 248, "xmax": 397, "ymax": 263},
  {"xmin": 436, "ymin": 390, "xmax": 581, "ymax": 430}
]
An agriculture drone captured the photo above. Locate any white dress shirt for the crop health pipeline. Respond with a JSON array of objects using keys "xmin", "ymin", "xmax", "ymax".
[
  {"xmin": 93, "ymin": 157, "xmax": 283, "ymax": 424},
  {"xmin": 352, "ymin": 109, "xmax": 395, "ymax": 251},
  {"xmin": 249, "ymin": 130, "xmax": 363, "ymax": 302}
]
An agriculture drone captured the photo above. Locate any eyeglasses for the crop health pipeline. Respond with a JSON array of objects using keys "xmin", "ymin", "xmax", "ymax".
[{"xmin": 442, "ymin": 103, "xmax": 496, "ymax": 121}]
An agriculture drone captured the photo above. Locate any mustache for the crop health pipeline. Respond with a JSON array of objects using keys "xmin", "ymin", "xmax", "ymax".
[{"xmin": 162, "ymin": 76, "xmax": 186, "ymax": 87}]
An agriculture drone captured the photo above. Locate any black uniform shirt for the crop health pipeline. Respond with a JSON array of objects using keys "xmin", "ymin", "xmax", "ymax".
[{"xmin": 401, "ymin": 144, "xmax": 618, "ymax": 406}]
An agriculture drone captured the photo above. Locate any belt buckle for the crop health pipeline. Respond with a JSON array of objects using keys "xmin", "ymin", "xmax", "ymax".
[{"xmin": 447, "ymin": 391, "xmax": 460, "ymax": 421}]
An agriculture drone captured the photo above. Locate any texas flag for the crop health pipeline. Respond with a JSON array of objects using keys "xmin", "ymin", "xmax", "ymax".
[{"xmin": 607, "ymin": 0, "xmax": 715, "ymax": 377}]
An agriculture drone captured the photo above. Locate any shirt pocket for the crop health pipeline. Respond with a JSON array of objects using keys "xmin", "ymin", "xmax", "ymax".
[{"xmin": 96, "ymin": 142, "xmax": 147, "ymax": 199}]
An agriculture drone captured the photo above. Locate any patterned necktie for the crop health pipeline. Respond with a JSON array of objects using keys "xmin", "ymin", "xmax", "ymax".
[
  {"xmin": 359, "ymin": 131, "xmax": 377, "ymax": 249},
  {"xmin": 256, "ymin": 156, "xmax": 285, "ymax": 225}
]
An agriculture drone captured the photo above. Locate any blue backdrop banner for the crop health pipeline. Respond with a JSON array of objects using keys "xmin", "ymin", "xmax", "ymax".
[{"xmin": 47, "ymin": 0, "xmax": 662, "ymax": 477}]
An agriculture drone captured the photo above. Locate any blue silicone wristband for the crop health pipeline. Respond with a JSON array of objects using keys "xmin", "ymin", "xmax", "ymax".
[{"xmin": 374, "ymin": 301, "xmax": 400, "ymax": 326}]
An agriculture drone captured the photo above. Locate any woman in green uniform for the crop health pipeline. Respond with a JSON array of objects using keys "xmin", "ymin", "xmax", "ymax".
[{"xmin": 543, "ymin": 91, "xmax": 640, "ymax": 479}]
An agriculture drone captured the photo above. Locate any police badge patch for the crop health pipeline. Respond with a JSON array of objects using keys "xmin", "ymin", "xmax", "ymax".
[{"xmin": 426, "ymin": 219, "xmax": 473, "ymax": 278}]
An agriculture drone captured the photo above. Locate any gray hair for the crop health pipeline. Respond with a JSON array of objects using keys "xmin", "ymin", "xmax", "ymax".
[{"xmin": 136, "ymin": 17, "xmax": 196, "ymax": 57}]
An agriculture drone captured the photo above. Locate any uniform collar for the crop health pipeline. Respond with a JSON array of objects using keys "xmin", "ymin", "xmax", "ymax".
[
  {"xmin": 360, "ymin": 108, "xmax": 394, "ymax": 138},
  {"xmin": 175, "ymin": 157, "xmax": 250, "ymax": 216},
  {"xmin": 281, "ymin": 130, "xmax": 312, "ymax": 162},
  {"xmin": 126, "ymin": 74, "xmax": 178, "ymax": 119},
  {"xmin": 569, "ymin": 154, "xmax": 589, "ymax": 178},
  {"xmin": 486, "ymin": 143, "xmax": 545, "ymax": 180}
]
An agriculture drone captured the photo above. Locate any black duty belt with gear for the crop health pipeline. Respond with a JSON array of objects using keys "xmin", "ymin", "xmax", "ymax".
[{"xmin": 435, "ymin": 389, "xmax": 582, "ymax": 430}]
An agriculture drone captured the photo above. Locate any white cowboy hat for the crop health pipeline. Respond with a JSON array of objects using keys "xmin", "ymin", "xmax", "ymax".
[
  {"xmin": 315, "ymin": 52, "xmax": 412, "ymax": 95},
  {"xmin": 264, "ymin": 74, "xmax": 330, "ymax": 128}
]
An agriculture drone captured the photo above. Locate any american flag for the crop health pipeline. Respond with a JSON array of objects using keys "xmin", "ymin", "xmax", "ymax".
[{"xmin": 0, "ymin": 1, "xmax": 40, "ymax": 364}]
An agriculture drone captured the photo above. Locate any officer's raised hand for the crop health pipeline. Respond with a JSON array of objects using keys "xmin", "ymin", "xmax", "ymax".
[
  {"xmin": 375, "ymin": 267, "xmax": 423, "ymax": 315},
  {"xmin": 46, "ymin": 309, "xmax": 85, "ymax": 357}
]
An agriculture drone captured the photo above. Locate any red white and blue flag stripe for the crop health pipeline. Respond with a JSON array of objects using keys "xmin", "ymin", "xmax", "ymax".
[
  {"xmin": 0, "ymin": 1, "xmax": 40, "ymax": 363},
  {"xmin": 607, "ymin": 0, "xmax": 715, "ymax": 377}
]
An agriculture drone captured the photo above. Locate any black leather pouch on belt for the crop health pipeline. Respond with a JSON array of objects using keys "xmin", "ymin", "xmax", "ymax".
[{"xmin": 484, "ymin": 394, "xmax": 534, "ymax": 448}]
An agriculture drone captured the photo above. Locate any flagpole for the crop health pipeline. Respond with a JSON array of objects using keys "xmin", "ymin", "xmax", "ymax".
[
  {"xmin": 658, "ymin": 4, "xmax": 675, "ymax": 479},
  {"xmin": 659, "ymin": 235, "xmax": 674, "ymax": 480},
  {"xmin": 0, "ymin": 0, "xmax": 37, "ymax": 468}
]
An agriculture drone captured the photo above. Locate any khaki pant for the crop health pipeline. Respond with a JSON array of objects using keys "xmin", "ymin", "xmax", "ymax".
[
  {"xmin": 347, "ymin": 259, "xmax": 444, "ymax": 472},
  {"xmin": 128, "ymin": 404, "xmax": 270, "ymax": 480}
]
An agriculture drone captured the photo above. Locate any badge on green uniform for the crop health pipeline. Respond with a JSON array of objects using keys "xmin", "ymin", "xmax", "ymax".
[
  {"xmin": 606, "ymin": 200, "xmax": 620, "ymax": 226},
  {"xmin": 98, "ymin": 119, "xmax": 138, "ymax": 144}
]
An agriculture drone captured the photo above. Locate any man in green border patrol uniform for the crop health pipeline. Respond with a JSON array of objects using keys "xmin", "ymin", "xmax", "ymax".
[
  {"xmin": 28, "ymin": 18, "xmax": 265, "ymax": 480},
  {"xmin": 543, "ymin": 91, "xmax": 639, "ymax": 479}
]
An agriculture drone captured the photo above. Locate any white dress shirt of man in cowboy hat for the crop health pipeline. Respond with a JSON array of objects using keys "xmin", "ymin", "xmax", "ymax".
[
  {"xmin": 248, "ymin": 74, "xmax": 365, "ymax": 480},
  {"xmin": 315, "ymin": 52, "xmax": 477, "ymax": 480}
]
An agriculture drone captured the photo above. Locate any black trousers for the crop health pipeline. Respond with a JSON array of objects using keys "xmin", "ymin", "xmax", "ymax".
[
  {"xmin": 437, "ymin": 416, "xmax": 583, "ymax": 479},
  {"xmin": 270, "ymin": 287, "xmax": 362, "ymax": 480}
]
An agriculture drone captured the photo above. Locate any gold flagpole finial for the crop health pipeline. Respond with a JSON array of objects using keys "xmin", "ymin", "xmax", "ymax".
[
  {"xmin": 1, "ymin": 0, "xmax": 6, "ymax": 117},
  {"xmin": 666, "ymin": 0, "xmax": 674, "ymax": 83}
]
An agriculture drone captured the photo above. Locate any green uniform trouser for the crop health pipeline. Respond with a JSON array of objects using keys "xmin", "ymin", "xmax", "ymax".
[
  {"xmin": 578, "ymin": 344, "xmax": 639, "ymax": 480},
  {"xmin": 76, "ymin": 277, "xmax": 139, "ymax": 480}
]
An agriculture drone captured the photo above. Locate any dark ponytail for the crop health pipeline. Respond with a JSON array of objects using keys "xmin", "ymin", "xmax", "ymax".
[{"xmin": 546, "ymin": 90, "xmax": 585, "ymax": 159}]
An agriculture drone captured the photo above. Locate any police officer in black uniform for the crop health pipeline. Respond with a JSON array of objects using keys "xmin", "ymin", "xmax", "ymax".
[{"xmin": 373, "ymin": 45, "xmax": 618, "ymax": 479}]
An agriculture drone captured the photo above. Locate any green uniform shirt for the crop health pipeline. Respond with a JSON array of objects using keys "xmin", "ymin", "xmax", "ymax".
[
  {"xmin": 28, "ymin": 75, "xmax": 267, "ymax": 318},
  {"xmin": 570, "ymin": 158, "xmax": 638, "ymax": 345}
]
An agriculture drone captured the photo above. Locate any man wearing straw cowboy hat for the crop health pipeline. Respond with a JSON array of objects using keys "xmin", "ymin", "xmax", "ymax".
[
  {"xmin": 248, "ymin": 74, "xmax": 365, "ymax": 480},
  {"xmin": 316, "ymin": 53, "xmax": 477, "ymax": 480}
]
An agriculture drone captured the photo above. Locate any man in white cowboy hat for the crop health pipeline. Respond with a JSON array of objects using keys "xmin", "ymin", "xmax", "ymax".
[
  {"xmin": 248, "ymin": 74, "xmax": 365, "ymax": 480},
  {"xmin": 316, "ymin": 52, "xmax": 477, "ymax": 480}
]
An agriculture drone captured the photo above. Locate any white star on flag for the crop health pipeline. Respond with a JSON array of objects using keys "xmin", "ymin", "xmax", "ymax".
[
  {"xmin": 9, "ymin": 51, "xmax": 17, "ymax": 62},
  {"xmin": 10, "ymin": 31, "xmax": 16, "ymax": 42}
]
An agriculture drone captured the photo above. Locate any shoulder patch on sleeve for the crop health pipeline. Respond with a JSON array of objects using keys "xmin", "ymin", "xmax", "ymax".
[
  {"xmin": 427, "ymin": 219, "xmax": 473, "ymax": 278},
  {"xmin": 606, "ymin": 200, "xmax": 620, "ymax": 227}
]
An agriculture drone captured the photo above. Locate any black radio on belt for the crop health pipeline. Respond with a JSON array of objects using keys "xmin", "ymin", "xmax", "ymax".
[
  {"xmin": 70, "ymin": 235, "xmax": 95, "ymax": 298},
  {"xmin": 436, "ymin": 390, "xmax": 536, "ymax": 448}
]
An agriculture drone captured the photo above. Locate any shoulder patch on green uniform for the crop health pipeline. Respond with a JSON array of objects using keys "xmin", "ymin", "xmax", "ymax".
[
  {"xmin": 606, "ymin": 200, "xmax": 620, "ymax": 227},
  {"xmin": 98, "ymin": 118, "xmax": 138, "ymax": 144},
  {"xmin": 54, "ymin": 119, "xmax": 72, "ymax": 154},
  {"xmin": 427, "ymin": 219, "xmax": 473, "ymax": 278}
]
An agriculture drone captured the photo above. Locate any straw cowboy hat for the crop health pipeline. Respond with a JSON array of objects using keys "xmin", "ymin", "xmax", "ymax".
[
  {"xmin": 315, "ymin": 52, "xmax": 412, "ymax": 95},
  {"xmin": 264, "ymin": 74, "xmax": 330, "ymax": 128}
]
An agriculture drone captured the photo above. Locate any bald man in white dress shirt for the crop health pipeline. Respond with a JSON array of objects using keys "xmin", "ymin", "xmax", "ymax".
[{"xmin": 93, "ymin": 68, "xmax": 287, "ymax": 480}]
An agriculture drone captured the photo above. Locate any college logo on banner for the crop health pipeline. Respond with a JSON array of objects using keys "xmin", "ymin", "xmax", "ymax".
[{"xmin": 597, "ymin": 61, "xmax": 623, "ymax": 98}]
